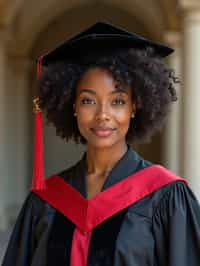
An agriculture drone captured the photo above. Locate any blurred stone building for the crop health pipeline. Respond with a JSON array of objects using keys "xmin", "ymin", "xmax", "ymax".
[{"xmin": 0, "ymin": 0, "xmax": 200, "ymax": 239}]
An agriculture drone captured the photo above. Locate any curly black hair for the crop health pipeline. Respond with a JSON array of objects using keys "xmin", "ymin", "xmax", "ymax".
[{"xmin": 38, "ymin": 46, "xmax": 178, "ymax": 144}]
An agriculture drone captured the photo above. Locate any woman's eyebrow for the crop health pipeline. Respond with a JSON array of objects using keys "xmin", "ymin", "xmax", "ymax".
[
  {"xmin": 110, "ymin": 88, "xmax": 128, "ymax": 95},
  {"xmin": 78, "ymin": 89, "xmax": 96, "ymax": 95},
  {"xmin": 78, "ymin": 88, "xmax": 128, "ymax": 95}
]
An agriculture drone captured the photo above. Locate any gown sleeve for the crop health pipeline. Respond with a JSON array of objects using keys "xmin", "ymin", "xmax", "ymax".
[
  {"xmin": 2, "ymin": 192, "xmax": 39, "ymax": 266},
  {"xmin": 152, "ymin": 181, "xmax": 200, "ymax": 266}
]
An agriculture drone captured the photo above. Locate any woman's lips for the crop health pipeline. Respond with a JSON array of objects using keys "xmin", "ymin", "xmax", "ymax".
[{"xmin": 91, "ymin": 127, "xmax": 116, "ymax": 137}]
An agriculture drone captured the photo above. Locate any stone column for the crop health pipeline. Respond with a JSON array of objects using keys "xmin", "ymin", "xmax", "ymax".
[
  {"xmin": 6, "ymin": 57, "xmax": 33, "ymax": 215},
  {"xmin": 162, "ymin": 32, "xmax": 182, "ymax": 175},
  {"xmin": 0, "ymin": 29, "xmax": 9, "ymax": 231},
  {"xmin": 179, "ymin": 0, "xmax": 200, "ymax": 200},
  {"xmin": 0, "ymin": 49, "xmax": 33, "ymax": 229}
]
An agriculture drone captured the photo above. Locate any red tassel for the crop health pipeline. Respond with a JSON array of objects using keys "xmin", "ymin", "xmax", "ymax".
[
  {"xmin": 31, "ymin": 56, "xmax": 46, "ymax": 190},
  {"xmin": 32, "ymin": 110, "xmax": 46, "ymax": 190}
]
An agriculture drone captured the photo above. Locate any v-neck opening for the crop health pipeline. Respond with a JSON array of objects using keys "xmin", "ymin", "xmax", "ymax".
[
  {"xmin": 81, "ymin": 145, "xmax": 131, "ymax": 199},
  {"xmin": 60, "ymin": 145, "xmax": 152, "ymax": 200}
]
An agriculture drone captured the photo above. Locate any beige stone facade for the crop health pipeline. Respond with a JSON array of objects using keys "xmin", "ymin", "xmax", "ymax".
[{"xmin": 0, "ymin": 0, "xmax": 200, "ymax": 231}]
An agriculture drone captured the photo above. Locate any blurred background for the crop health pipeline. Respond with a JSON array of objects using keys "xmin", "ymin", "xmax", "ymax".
[{"xmin": 1, "ymin": 0, "xmax": 200, "ymax": 262}]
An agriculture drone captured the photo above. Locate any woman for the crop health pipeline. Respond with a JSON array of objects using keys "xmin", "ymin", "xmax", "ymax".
[{"xmin": 2, "ymin": 21, "xmax": 200, "ymax": 266}]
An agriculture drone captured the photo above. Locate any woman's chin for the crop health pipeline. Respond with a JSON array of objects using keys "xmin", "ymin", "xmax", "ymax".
[
  {"xmin": 86, "ymin": 138, "xmax": 116, "ymax": 149},
  {"xmin": 85, "ymin": 136, "xmax": 125, "ymax": 150}
]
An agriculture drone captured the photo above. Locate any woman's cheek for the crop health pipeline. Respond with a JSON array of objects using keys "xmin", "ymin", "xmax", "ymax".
[
  {"xmin": 112, "ymin": 109, "xmax": 131, "ymax": 122},
  {"xmin": 81, "ymin": 107, "xmax": 95, "ymax": 118}
]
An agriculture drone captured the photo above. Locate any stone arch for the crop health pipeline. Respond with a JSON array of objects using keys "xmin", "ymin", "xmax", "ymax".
[{"xmin": 6, "ymin": 0, "xmax": 175, "ymax": 57}]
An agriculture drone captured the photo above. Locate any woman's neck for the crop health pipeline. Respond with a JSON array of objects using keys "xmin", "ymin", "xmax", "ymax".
[{"xmin": 86, "ymin": 142, "xmax": 128, "ymax": 176}]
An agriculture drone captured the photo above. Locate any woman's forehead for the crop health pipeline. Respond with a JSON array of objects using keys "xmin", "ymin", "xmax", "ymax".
[
  {"xmin": 78, "ymin": 67, "xmax": 114, "ymax": 84},
  {"xmin": 76, "ymin": 67, "xmax": 131, "ymax": 95}
]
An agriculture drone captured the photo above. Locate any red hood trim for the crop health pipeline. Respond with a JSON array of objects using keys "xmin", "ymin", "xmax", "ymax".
[{"xmin": 32, "ymin": 164, "xmax": 187, "ymax": 232}]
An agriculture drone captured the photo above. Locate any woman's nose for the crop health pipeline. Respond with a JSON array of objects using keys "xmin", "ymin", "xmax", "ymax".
[{"xmin": 95, "ymin": 103, "xmax": 110, "ymax": 121}]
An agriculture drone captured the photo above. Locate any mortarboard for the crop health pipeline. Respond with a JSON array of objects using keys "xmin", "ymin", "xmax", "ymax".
[
  {"xmin": 32, "ymin": 21, "xmax": 174, "ymax": 191},
  {"xmin": 41, "ymin": 21, "xmax": 173, "ymax": 66}
]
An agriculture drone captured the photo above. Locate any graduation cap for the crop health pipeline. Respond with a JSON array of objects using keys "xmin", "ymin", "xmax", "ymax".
[{"xmin": 32, "ymin": 21, "xmax": 174, "ymax": 191}]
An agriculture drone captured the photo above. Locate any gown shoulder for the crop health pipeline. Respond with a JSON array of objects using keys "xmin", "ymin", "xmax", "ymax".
[{"xmin": 152, "ymin": 180, "xmax": 200, "ymax": 266}]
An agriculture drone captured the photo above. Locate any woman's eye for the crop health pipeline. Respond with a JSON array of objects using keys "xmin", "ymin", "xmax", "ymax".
[
  {"xmin": 112, "ymin": 98, "xmax": 126, "ymax": 105},
  {"xmin": 81, "ymin": 98, "xmax": 95, "ymax": 104}
]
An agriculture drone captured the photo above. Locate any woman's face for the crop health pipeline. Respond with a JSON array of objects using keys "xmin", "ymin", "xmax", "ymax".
[{"xmin": 74, "ymin": 67, "xmax": 136, "ymax": 149}]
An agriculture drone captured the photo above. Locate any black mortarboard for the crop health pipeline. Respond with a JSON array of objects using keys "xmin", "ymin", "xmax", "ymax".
[
  {"xmin": 32, "ymin": 21, "xmax": 174, "ymax": 191},
  {"xmin": 41, "ymin": 21, "xmax": 174, "ymax": 66}
]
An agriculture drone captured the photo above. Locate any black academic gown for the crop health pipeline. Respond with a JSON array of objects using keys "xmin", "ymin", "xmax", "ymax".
[{"xmin": 2, "ymin": 146, "xmax": 200, "ymax": 266}]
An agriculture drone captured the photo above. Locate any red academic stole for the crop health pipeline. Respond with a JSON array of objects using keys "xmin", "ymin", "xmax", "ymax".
[{"xmin": 32, "ymin": 164, "xmax": 187, "ymax": 266}]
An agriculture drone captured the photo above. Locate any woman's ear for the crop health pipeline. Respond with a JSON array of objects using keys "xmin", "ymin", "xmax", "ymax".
[{"xmin": 73, "ymin": 103, "xmax": 77, "ymax": 117}]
